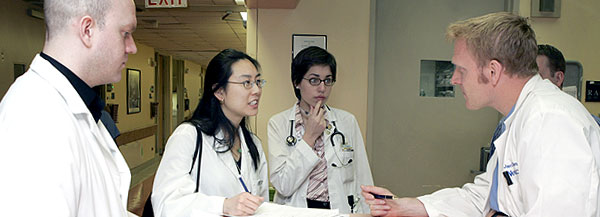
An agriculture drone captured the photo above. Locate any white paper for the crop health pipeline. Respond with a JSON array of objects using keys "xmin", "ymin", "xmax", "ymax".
[{"xmin": 235, "ymin": 202, "xmax": 340, "ymax": 217}]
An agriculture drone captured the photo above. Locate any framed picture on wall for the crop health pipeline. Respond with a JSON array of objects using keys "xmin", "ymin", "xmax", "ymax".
[
  {"xmin": 292, "ymin": 34, "xmax": 327, "ymax": 59},
  {"xmin": 127, "ymin": 68, "xmax": 141, "ymax": 114}
]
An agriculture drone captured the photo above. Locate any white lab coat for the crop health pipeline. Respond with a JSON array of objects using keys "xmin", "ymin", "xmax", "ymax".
[
  {"xmin": 268, "ymin": 105, "xmax": 374, "ymax": 214},
  {"xmin": 152, "ymin": 123, "xmax": 269, "ymax": 216},
  {"xmin": 418, "ymin": 75, "xmax": 600, "ymax": 216},
  {"xmin": 0, "ymin": 54, "xmax": 133, "ymax": 217}
]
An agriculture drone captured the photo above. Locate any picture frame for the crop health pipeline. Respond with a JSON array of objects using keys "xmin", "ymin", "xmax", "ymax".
[
  {"xmin": 292, "ymin": 34, "xmax": 327, "ymax": 59},
  {"xmin": 127, "ymin": 68, "xmax": 141, "ymax": 114}
]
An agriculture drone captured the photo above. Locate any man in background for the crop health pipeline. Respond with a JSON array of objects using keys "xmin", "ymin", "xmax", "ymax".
[
  {"xmin": 536, "ymin": 44, "xmax": 565, "ymax": 88},
  {"xmin": 362, "ymin": 12, "xmax": 600, "ymax": 217},
  {"xmin": 0, "ymin": 0, "xmax": 138, "ymax": 216},
  {"xmin": 537, "ymin": 44, "xmax": 600, "ymax": 125}
]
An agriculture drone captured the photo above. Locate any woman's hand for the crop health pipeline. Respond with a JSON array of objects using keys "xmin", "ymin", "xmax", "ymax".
[
  {"xmin": 302, "ymin": 100, "xmax": 327, "ymax": 148},
  {"xmin": 223, "ymin": 192, "xmax": 264, "ymax": 216}
]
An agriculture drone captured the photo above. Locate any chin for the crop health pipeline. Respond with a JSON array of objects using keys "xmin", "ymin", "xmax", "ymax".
[{"xmin": 465, "ymin": 103, "xmax": 483, "ymax": 111}]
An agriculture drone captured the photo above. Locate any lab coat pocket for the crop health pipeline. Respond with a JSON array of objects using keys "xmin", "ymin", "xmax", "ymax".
[
  {"xmin": 501, "ymin": 163, "xmax": 523, "ymax": 216},
  {"xmin": 341, "ymin": 151, "xmax": 355, "ymax": 184}
]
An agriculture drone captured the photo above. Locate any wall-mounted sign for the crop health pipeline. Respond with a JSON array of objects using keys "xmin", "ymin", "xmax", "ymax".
[
  {"xmin": 292, "ymin": 34, "xmax": 327, "ymax": 59},
  {"xmin": 146, "ymin": 0, "xmax": 188, "ymax": 8}
]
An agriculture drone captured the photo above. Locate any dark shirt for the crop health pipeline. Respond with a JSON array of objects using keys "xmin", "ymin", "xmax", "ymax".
[{"xmin": 40, "ymin": 52, "xmax": 104, "ymax": 123}]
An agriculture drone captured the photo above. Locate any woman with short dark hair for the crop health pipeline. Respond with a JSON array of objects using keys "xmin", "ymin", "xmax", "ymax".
[{"xmin": 268, "ymin": 46, "xmax": 373, "ymax": 214}]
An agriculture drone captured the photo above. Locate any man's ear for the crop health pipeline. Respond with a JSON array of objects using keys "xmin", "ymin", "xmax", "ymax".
[
  {"xmin": 79, "ymin": 16, "xmax": 94, "ymax": 48},
  {"xmin": 489, "ymin": 59, "xmax": 504, "ymax": 86},
  {"xmin": 554, "ymin": 71, "xmax": 565, "ymax": 88}
]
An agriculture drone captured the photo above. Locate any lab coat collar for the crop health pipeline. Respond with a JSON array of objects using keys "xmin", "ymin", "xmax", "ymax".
[
  {"xmin": 30, "ymin": 54, "xmax": 93, "ymax": 118},
  {"xmin": 503, "ymin": 74, "xmax": 541, "ymax": 127},
  {"xmin": 31, "ymin": 54, "xmax": 107, "ymax": 145}
]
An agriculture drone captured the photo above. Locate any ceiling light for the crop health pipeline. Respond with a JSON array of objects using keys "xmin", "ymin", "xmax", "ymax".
[
  {"xmin": 240, "ymin": 12, "xmax": 247, "ymax": 21},
  {"xmin": 235, "ymin": 0, "xmax": 245, "ymax": 6}
]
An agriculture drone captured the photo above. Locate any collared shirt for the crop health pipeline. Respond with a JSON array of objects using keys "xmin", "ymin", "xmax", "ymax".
[
  {"xmin": 294, "ymin": 101, "xmax": 330, "ymax": 201},
  {"xmin": 490, "ymin": 105, "xmax": 516, "ymax": 212},
  {"xmin": 40, "ymin": 52, "xmax": 104, "ymax": 123}
]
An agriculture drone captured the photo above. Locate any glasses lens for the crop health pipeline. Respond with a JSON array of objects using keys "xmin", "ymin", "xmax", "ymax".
[
  {"xmin": 324, "ymin": 79, "xmax": 333, "ymax": 86},
  {"xmin": 309, "ymin": 78, "xmax": 319, "ymax": 86},
  {"xmin": 243, "ymin": 81, "xmax": 252, "ymax": 89}
]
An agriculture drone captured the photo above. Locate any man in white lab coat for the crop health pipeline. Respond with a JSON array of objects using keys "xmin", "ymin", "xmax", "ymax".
[
  {"xmin": 0, "ymin": 0, "xmax": 138, "ymax": 216},
  {"xmin": 362, "ymin": 12, "xmax": 600, "ymax": 217}
]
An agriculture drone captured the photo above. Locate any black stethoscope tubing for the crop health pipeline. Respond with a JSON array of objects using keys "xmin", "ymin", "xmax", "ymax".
[{"xmin": 285, "ymin": 106, "xmax": 352, "ymax": 167}]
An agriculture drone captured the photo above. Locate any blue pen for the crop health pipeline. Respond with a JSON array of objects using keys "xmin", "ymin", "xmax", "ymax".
[
  {"xmin": 371, "ymin": 193, "xmax": 397, "ymax": 200},
  {"xmin": 239, "ymin": 177, "xmax": 249, "ymax": 192}
]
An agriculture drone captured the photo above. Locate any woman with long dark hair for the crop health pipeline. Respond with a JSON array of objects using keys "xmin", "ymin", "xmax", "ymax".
[{"xmin": 151, "ymin": 49, "xmax": 268, "ymax": 216}]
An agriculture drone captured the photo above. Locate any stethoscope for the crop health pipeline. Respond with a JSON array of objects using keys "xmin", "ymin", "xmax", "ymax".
[{"xmin": 285, "ymin": 106, "xmax": 353, "ymax": 167}]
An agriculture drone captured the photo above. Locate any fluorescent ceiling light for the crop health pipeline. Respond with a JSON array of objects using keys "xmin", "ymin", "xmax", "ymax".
[
  {"xmin": 235, "ymin": 0, "xmax": 245, "ymax": 5},
  {"xmin": 240, "ymin": 12, "xmax": 247, "ymax": 21}
]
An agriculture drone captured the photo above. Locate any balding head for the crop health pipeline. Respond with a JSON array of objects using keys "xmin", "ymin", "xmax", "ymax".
[{"xmin": 44, "ymin": 0, "xmax": 112, "ymax": 39}]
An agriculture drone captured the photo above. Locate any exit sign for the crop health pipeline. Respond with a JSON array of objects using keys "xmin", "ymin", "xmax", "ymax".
[{"xmin": 146, "ymin": 0, "xmax": 188, "ymax": 8}]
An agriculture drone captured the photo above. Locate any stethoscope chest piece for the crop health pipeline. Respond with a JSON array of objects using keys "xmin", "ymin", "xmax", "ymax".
[{"xmin": 286, "ymin": 135, "xmax": 297, "ymax": 146}]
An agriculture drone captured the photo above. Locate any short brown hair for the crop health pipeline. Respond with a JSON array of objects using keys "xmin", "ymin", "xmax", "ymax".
[{"xmin": 447, "ymin": 12, "xmax": 538, "ymax": 77}]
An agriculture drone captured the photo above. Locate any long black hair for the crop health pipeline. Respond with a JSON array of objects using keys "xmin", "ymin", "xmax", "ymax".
[{"xmin": 190, "ymin": 48, "xmax": 261, "ymax": 170}]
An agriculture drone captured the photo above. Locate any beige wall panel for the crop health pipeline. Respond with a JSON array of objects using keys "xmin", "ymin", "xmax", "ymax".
[
  {"xmin": 0, "ymin": 0, "xmax": 45, "ymax": 100},
  {"xmin": 519, "ymin": 0, "xmax": 600, "ymax": 116},
  {"xmin": 372, "ymin": 0, "xmax": 504, "ymax": 196},
  {"xmin": 114, "ymin": 42, "xmax": 157, "ymax": 169},
  {"xmin": 247, "ymin": 0, "xmax": 371, "ymax": 157}
]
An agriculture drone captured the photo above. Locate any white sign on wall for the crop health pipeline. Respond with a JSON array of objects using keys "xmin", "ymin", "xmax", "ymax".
[{"xmin": 146, "ymin": 0, "xmax": 188, "ymax": 8}]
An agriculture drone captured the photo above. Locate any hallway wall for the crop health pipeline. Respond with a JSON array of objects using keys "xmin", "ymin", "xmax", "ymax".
[
  {"xmin": 0, "ymin": 0, "xmax": 45, "ymax": 100},
  {"xmin": 246, "ymin": 0, "xmax": 371, "ymax": 156}
]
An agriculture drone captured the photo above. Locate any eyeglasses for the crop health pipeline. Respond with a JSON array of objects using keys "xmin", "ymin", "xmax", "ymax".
[
  {"xmin": 303, "ymin": 77, "xmax": 335, "ymax": 86},
  {"xmin": 227, "ymin": 79, "xmax": 267, "ymax": 89}
]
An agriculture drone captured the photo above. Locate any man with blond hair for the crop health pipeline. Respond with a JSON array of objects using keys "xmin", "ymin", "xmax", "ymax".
[
  {"xmin": 0, "ymin": 0, "xmax": 138, "ymax": 216},
  {"xmin": 362, "ymin": 12, "xmax": 600, "ymax": 216}
]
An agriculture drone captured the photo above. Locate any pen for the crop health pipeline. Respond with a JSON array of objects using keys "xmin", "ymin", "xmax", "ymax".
[
  {"xmin": 239, "ymin": 177, "xmax": 249, "ymax": 192},
  {"xmin": 370, "ymin": 193, "xmax": 397, "ymax": 200}
]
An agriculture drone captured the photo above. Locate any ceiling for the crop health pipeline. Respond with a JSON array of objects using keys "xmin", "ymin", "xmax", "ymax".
[
  {"xmin": 133, "ymin": 0, "xmax": 248, "ymax": 66},
  {"xmin": 22, "ymin": 0, "xmax": 299, "ymax": 67}
]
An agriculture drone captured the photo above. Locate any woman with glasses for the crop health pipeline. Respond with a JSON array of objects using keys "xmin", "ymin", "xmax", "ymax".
[
  {"xmin": 267, "ymin": 46, "xmax": 373, "ymax": 214},
  {"xmin": 151, "ymin": 49, "xmax": 268, "ymax": 216}
]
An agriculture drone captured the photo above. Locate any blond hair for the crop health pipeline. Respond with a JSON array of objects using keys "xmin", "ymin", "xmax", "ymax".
[
  {"xmin": 44, "ymin": 0, "xmax": 111, "ymax": 39},
  {"xmin": 447, "ymin": 12, "xmax": 538, "ymax": 77}
]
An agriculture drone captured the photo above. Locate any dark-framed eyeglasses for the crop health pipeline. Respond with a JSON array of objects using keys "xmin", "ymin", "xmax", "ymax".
[
  {"xmin": 303, "ymin": 77, "xmax": 335, "ymax": 86},
  {"xmin": 227, "ymin": 79, "xmax": 267, "ymax": 89}
]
